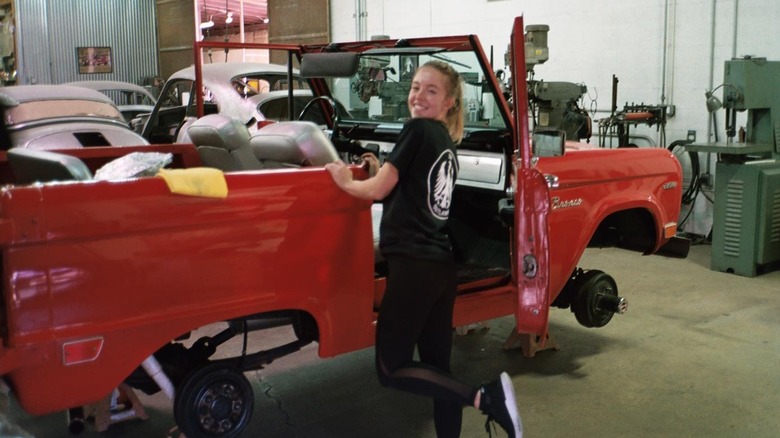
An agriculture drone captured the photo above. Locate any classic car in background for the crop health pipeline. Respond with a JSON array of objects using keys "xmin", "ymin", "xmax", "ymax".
[
  {"xmin": 65, "ymin": 80, "xmax": 157, "ymax": 124},
  {"xmin": 140, "ymin": 62, "xmax": 310, "ymax": 144},
  {"xmin": 256, "ymin": 89, "xmax": 352, "ymax": 125},
  {"xmin": 0, "ymin": 84, "xmax": 149, "ymax": 150}
]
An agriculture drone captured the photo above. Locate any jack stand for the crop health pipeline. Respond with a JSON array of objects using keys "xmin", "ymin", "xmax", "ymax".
[
  {"xmin": 503, "ymin": 328, "xmax": 560, "ymax": 357},
  {"xmin": 85, "ymin": 383, "xmax": 149, "ymax": 432},
  {"xmin": 455, "ymin": 320, "xmax": 490, "ymax": 335}
]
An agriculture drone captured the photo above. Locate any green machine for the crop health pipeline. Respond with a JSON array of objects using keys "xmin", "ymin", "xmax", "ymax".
[
  {"xmin": 686, "ymin": 57, "xmax": 780, "ymax": 276},
  {"xmin": 710, "ymin": 160, "xmax": 780, "ymax": 276}
]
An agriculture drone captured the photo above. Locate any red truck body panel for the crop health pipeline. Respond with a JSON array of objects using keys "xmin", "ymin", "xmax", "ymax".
[
  {"xmin": 0, "ymin": 166, "xmax": 378, "ymax": 413},
  {"xmin": 539, "ymin": 147, "xmax": 683, "ymax": 295},
  {"xmin": 0, "ymin": 152, "xmax": 521, "ymax": 414}
]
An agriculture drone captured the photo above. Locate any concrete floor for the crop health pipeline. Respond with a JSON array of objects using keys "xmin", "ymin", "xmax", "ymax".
[{"xmin": 4, "ymin": 244, "xmax": 780, "ymax": 437}]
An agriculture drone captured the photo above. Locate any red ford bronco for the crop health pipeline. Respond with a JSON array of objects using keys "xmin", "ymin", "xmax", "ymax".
[{"xmin": 0, "ymin": 16, "xmax": 683, "ymax": 437}]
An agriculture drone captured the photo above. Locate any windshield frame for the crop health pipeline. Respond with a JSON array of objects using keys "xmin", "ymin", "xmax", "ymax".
[{"xmin": 297, "ymin": 34, "xmax": 513, "ymax": 134}]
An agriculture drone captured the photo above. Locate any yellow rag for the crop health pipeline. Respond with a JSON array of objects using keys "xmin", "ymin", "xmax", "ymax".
[{"xmin": 157, "ymin": 168, "xmax": 228, "ymax": 198}]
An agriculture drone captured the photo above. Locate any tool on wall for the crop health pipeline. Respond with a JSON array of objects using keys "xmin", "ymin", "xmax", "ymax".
[{"xmin": 596, "ymin": 75, "xmax": 669, "ymax": 148}]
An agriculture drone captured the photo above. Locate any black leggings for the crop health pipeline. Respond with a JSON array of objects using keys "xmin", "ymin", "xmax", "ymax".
[{"xmin": 376, "ymin": 257, "xmax": 478, "ymax": 438}]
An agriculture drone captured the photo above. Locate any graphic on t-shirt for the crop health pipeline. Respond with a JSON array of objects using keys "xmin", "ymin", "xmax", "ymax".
[{"xmin": 428, "ymin": 149, "xmax": 457, "ymax": 220}]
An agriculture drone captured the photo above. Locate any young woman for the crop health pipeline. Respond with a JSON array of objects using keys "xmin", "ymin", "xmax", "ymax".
[{"xmin": 325, "ymin": 60, "xmax": 522, "ymax": 438}]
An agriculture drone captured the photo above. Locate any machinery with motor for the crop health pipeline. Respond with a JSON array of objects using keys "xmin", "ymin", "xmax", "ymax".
[
  {"xmin": 685, "ymin": 57, "xmax": 780, "ymax": 276},
  {"xmin": 520, "ymin": 24, "xmax": 592, "ymax": 142},
  {"xmin": 528, "ymin": 80, "xmax": 591, "ymax": 142}
]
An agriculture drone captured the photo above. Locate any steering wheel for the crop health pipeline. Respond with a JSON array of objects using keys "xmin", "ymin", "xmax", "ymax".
[{"xmin": 298, "ymin": 96, "xmax": 339, "ymax": 141}]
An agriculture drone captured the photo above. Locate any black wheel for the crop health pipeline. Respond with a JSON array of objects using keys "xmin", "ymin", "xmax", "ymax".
[
  {"xmin": 173, "ymin": 363, "xmax": 254, "ymax": 438},
  {"xmin": 298, "ymin": 95, "xmax": 339, "ymax": 140},
  {"xmin": 573, "ymin": 270, "xmax": 618, "ymax": 328}
]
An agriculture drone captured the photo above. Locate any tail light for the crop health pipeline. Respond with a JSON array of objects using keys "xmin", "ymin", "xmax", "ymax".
[{"xmin": 62, "ymin": 337, "xmax": 104, "ymax": 365}]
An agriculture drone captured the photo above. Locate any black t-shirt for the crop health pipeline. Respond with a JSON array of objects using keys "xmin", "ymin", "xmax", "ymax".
[{"xmin": 379, "ymin": 118, "xmax": 459, "ymax": 261}]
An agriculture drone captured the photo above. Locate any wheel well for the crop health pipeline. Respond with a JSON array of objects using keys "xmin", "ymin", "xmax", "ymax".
[
  {"xmin": 587, "ymin": 208, "xmax": 657, "ymax": 253},
  {"xmin": 124, "ymin": 310, "xmax": 319, "ymax": 395}
]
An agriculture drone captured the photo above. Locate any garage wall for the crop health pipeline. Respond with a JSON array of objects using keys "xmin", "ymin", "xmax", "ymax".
[
  {"xmin": 156, "ymin": 0, "xmax": 195, "ymax": 79},
  {"xmin": 15, "ymin": 0, "xmax": 158, "ymax": 85},
  {"xmin": 269, "ymin": 0, "xmax": 329, "ymax": 45},
  {"xmin": 330, "ymin": 0, "xmax": 780, "ymax": 236}
]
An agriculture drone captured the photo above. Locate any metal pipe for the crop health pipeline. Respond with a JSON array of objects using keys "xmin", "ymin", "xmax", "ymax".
[
  {"xmin": 706, "ymin": 0, "xmax": 717, "ymax": 144},
  {"xmin": 661, "ymin": 0, "xmax": 669, "ymax": 106},
  {"xmin": 355, "ymin": 0, "xmax": 367, "ymax": 40},
  {"xmin": 663, "ymin": 0, "xmax": 678, "ymax": 116},
  {"xmin": 240, "ymin": 0, "xmax": 246, "ymax": 62},
  {"xmin": 610, "ymin": 75, "xmax": 618, "ymax": 116},
  {"xmin": 355, "ymin": 0, "xmax": 359, "ymax": 40},
  {"xmin": 705, "ymin": 0, "xmax": 718, "ymax": 174},
  {"xmin": 732, "ymin": 0, "xmax": 739, "ymax": 58},
  {"xmin": 194, "ymin": 0, "xmax": 202, "ymax": 42},
  {"xmin": 141, "ymin": 355, "xmax": 176, "ymax": 401}
]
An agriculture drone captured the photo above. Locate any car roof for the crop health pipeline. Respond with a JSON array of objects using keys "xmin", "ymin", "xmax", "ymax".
[
  {"xmin": 0, "ymin": 85, "xmax": 116, "ymax": 106},
  {"xmin": 64, "ymin": 80, "xmax": 157, "ymax": 101},
  {"xmin": 169, "ymin": 62, "xmax": 294, "ymax": 83},
  {"xmin": 162, "ymin": 63, "xmax": 302, "ymax": 126}
]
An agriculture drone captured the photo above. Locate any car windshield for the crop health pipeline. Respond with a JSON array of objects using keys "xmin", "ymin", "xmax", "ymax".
[
  {"xmin": 328, "ymin": 50, "xmax": 506, "ymax": 129},
  {"xmin": 100, "ymin": 90, "xmax": 156, "ymax": 106},
  {"xmin": 3, "ymin": 100, "xmax": 124, "ymax": 126}
]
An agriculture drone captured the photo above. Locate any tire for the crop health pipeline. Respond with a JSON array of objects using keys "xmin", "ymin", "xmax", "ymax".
[
  {"xmin": 173, "ymin": 362, "xmax": 254, "ymax": 438},
  {"xmin": 573, "ymin": 270, "xmax": 618, "ymax": 328}
]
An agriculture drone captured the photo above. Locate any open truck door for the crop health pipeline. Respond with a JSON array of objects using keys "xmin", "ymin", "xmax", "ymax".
[{"xmin": 508, "ymin": 16, "xmax": 553, "ymax": 346}]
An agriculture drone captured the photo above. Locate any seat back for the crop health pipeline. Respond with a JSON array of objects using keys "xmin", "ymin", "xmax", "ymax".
[
  {"xmin": 249, "ymin": 121, "xmax": 338, "ymax": 168},
  {"xmin": 187, "ymin": 114, "xmax": 260, "ymax": 171},
  {"xmin": 7, "ymin": 148, "xmax": 93, "ymax": 184},
  {"xmin": 175, "ymin": 116, "xmax": 197, "ymax": 144}
]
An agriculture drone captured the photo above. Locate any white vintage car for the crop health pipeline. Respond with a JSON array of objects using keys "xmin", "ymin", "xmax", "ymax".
[
  {"xmin": 140, "ymin": 62, "xmax": 311, "ymax": 144},
  {"xmin": 0, "ymin": 84, "xmax": 149, "ymax": 150}
]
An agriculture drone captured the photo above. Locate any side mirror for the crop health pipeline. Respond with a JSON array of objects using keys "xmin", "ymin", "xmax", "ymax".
[{"xmin": 532, "ymin": 130, "xmax": 565, "ymax": 157}]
